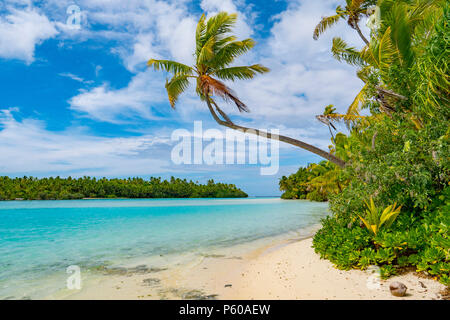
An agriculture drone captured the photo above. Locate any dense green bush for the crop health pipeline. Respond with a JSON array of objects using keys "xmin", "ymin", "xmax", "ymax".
[{"xmin": 314, "ymin": 187, "xmax": 449, "ymax": 285}]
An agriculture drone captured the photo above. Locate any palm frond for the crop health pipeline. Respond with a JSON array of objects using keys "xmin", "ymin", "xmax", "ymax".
[
  {"xmin": 148, "ymin": 59, "xmax": 194, "ymax": 75},
  {"xmin": 413, "ymin": 7, "xmax": 442, "ymax": 48},
  {"xmin": 210, "ymin": 39, "xmax": 255, "ymax": 69},
  {"xmin": 388, "ymin": 4, "xmax": 414, "ymax": 67},
  {"xmin": 317, "ymin": 113, "xmax": 367, "ymax": 128},
  {"xmin": 197, "ymin": 35, "xmax": 216, "ymax": 65},
  {"xmin": 165, "ymin": 75, "xmax": 191, "ymax": 108},
  {"xmin": 205, "ymin": 12, "xmax": 238, "ymax": 40},
  {"xmin": 356, "ymin": 66, "xmax": 372, "ymax": 82},
  {"xmin": 361, "ymin": 27, "xmax": 397, "ymax": 71},
  {"xmin": 349, "ymin": 0, "xmax": 372, "ymax": 16},
  {"xmin": 195, "ymin": 14, "xmax": 207, "ymax": 57},
  {"xmin": 199, "ymin": 75, "xmax": 248, "ymax": 112},
  {"xmin": 331, "ymin": 37, "xmax": 366, "ymax": 66},
  {"xmin": 347, "ymin": 83, "xmax": 369, "ymax": 116},
  {"xmin": 313, "ymin": 14, "xmax": 342, "ymax": 40},
  {"xmin": 377, "ymin": 27, "xmax": 398, "ymax": 71},
  {"xmin": 349, "ymin": 0, "xmax": 365, "ymax": 11},
  {"xmin": 213, "ymin": 64, "xmax": 269, "ymax": 81}
]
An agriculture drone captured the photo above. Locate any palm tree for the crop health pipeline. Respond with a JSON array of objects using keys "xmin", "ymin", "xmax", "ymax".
[
  {"xmin": 313, "ymin": 0, "xmax": 376, "ymax": 45},
  {"xmin": 148, "ymin": 12, "xmax": 346, "ymax": 168},
  {"xmin": 313, "ymin": 0, "xmax": 397, "ymax": 117},
  {"xmin": 307, "ymin": 161, "xmax": 346, "ymax": 195}
]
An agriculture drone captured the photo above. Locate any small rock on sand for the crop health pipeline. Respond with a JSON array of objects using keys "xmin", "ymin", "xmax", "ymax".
[{"xmin": 390, "ymin": 282, "xmax": 408, "ymax": 297}]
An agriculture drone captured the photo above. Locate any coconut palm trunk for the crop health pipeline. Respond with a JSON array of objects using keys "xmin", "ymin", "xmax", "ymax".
[
  {"xmin": 148, "ymin": 12, "xmax": 347, "ymax": 169},
  {"xmin": 204, "ymin": 97, "xmax": 347, "ymax": 168}
]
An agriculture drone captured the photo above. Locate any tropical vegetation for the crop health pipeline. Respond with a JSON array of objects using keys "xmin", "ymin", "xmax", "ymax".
[
  {"xmin": 0, "ymin": 176, "xmax": 248, "ymax": 200},
  {"xmin": 310, "ymin": 0, "xmax": 449, "ymax": 285},
  {"xmin": 146, "ymin": 1, "xmax": 448, "ymax": 285},
  {"xmin": 279, "ymin": 161, "xmax": 346, "ymax": 201}
]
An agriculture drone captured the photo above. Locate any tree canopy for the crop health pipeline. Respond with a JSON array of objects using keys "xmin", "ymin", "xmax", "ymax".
[{"xmin": 0, "ymin": 176, "xmax": 248, "ymax": 200}]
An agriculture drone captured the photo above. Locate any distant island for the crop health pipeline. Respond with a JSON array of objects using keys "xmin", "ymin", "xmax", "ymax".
[{"xmin": 0, "ymin": 176, "xmax": 248, "ymax": 200}]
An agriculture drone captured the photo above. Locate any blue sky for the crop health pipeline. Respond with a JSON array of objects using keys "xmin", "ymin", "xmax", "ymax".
[{"xmin": 0, "ymin": 0, "xmax": 369, "ymax": 196}]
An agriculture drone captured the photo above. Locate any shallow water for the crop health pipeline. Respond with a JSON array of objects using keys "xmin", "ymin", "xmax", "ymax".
[{"xmin": 0, "ymin": 198, "xmax": 328, "ymax": 299}]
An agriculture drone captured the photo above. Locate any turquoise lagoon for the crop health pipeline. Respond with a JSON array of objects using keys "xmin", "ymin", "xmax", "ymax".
[{"xmin": 0, "ymin": 198, "xmax": 329, "ymax": 299}]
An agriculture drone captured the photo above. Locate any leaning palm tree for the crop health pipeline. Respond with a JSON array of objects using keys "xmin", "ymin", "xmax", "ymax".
[
  {"xmin": 148, "ymin": 12, "xmax": 346, "ymax": 168},
  {"xmin": 313, "ymin": 0, "xmax": 376, "ymax": 45}
]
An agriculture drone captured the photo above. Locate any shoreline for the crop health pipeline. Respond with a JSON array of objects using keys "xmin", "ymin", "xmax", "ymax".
[
  {"xmin": 3, "ymin": 196, "xmax": 253, "ymax": 202},
  {"xmin": 57, "ymin": 230, "xmax": 446, "ymax": 300}
]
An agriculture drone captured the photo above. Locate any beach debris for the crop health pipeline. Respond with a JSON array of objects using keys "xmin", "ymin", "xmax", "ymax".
[
  {"xmin": 143, "ymin": 278, "xmax": 161, "ymax": 286},
  {"xmin": 439, "ymin": 287, "xmax": 450, "ymax": 300},
  {"xmin": 419, "ymin": 281, "xmax": 427, "ymax": 288},
  {"xmin": 202, "ymin": 253, "xmax": 226, "ymax": 258},
  {"xmin": 95, "ymin": 264, "xmax": 168, "ymax": 276},
  {"xmin": 182, "ymin": 290, "xmax": 218, "ymax": 300},
  {"xmin": 158, "ymin": 288, "xmax": 218, "ymax": 300},
  {"xmin": 389, "ymin": 282, "xmax": 407, "ymax": 297},
  {"xmin": 224, "ymin": 284, "xmax": 232, "ymax": 288}
]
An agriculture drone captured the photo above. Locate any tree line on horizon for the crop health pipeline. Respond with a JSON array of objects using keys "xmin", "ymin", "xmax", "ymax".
[{"xmin": 0, "ymin": 176, "xmax": 248, "ymax": 200}]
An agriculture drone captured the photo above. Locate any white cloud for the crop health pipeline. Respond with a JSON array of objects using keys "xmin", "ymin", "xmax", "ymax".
[
  {"xmin": 62, "ymin": 0, "xmax": 256, "ymax": 123},
  {"xmin": 58, "ymin": 72, "xmax": 94, "ymax": 85},
  {"xmin": 63, "ymin": 0, "xmax": 201, "ymax": 121},
  {"xmin": 121, "ymin": 33, "xmax": 160, "ymax": 72},
  {"xmin": 65, "ymin": 0, "xmax": 365, "ymax": 147},
  {"xmin": 0, "ymin": 8, "xmax": 58, "ymax": 64},
  {"xmin": 44, "ymin": 0, "xmax": 198, "ymax": 70},
  {"xmin": 69, "ymin": 70, "xmax": 168, "ymax": 123},
  {"xmin": 0, "ymin": 109, "xmax": 172, "ymax": 176}
]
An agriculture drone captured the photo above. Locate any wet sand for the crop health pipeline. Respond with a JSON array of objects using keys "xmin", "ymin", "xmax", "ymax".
[{"xmin": 56, "ymin": 236, "xmax": 446, "ymax": 300}]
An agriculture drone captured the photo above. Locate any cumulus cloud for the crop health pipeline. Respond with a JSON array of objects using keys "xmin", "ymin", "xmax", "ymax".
[
  {"xmin": 121, "ymin": 33, "xmax": 160, "ymax": 72},
  {"xmin": 0, "ymin": 109, "xmax": 172, "ymax": 176},
  {"xmin": 66, "ymin": 0, "xmax": 366, "ymax": 146},
  {"xmin": 69, "ymin": 70, "xmax": 168, "ymax": 123},
  {"xmin": 0, "ymin": 8, "xmax": 58, "ymax": 64}
]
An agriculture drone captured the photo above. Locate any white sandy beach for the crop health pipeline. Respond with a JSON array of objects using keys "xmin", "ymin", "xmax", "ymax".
[{"xmin": 58, "ymin": 236, "xmax": 447, "ymax": 300}]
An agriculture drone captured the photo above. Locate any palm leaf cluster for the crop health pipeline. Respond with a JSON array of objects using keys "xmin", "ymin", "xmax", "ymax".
[
  {"xmin": 148, "ymin": 12, "xmax": 269, "ymax": 112},
  {"xmin": 316, "ymin": 0, "xmax": 445, "ymax": 127},
  {"xmin": 307, "ymin": 161, "xmax": 347, "ymax": 195},
  {"xmin": 412, "ymin": 4, "xmax": 450, "ymax": 117},
  {"xmin": 313, "ymin": 0, "xmax": 376, "ymax": 44},
  {"xmin": 279, "ymin": 161, "xmax": 348, "ymax": 201}
]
